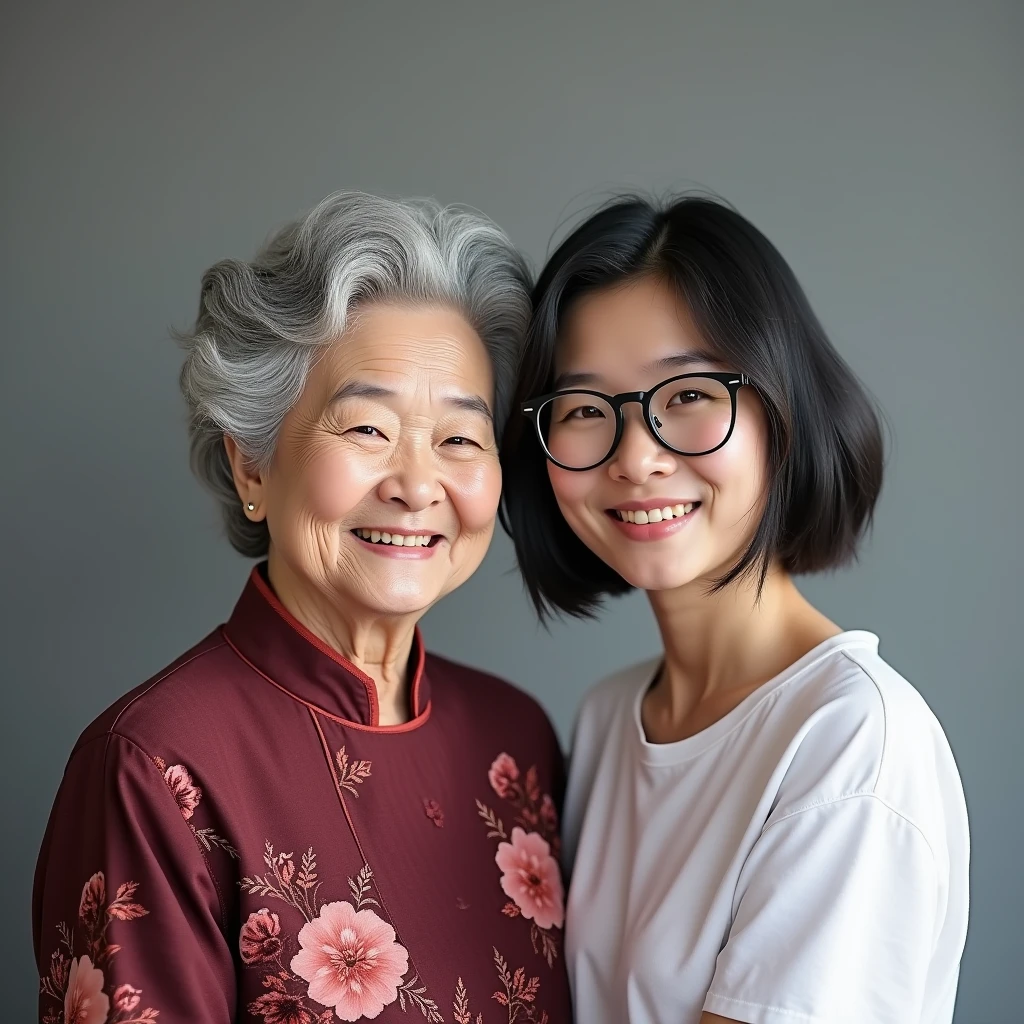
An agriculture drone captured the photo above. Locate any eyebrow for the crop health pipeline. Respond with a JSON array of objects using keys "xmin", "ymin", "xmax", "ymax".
[
  {"xmin": 552, "ymin": 349, "xmax": 721, "ymax": 390},
  {"xmin": 330, "ymin": 380, "xmax": 492, "ymax": 420}
]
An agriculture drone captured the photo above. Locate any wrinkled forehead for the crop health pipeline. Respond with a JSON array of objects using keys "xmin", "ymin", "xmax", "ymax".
[{"xmin": 308, "ymin": 304, "xmax": 495, "ymax": 407}]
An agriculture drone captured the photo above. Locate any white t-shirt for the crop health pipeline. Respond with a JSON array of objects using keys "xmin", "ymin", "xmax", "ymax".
[{"xmin": 563, "ymin": 632, "xmax": 969, "ymax": 1024}]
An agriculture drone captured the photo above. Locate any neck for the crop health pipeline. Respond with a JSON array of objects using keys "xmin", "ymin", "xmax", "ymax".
[
  {"xmin": 266, "ymin": 549, "xmax": 418, "ymax": 726},
  {"xmin": 644, "ymin": 567, "xmax": 839, "ymax": 741}
]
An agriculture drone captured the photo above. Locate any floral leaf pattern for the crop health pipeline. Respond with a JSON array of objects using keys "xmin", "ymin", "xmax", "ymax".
[
  {"xmin": 454, "ymin": 977, "xmax": 485, "ymax": 1024},
  {"xmin": 335, "ymin": 746, "xmax": 372, "ymax": 797},
  {"xmin": 153, "ymin": 758, "xmax": 239, "ymax": 861},
  {"xmin": 40, "ymin": 872, "xmax": 158, "ymax": 1024},
  {"xmin": 241, "ymin": 844, "xmax": 319, "ymax": 923},
  {"xmin": 529, "ymin": 925, "xmax": 558, "ymax": 970},
  {"xmin": 480, "ymin": 753, "xmax": 564, "ymax": 970},
  {"xmin": 491, "ymin": 948, "xmax": 547, "ymax": 1024},
  {"xmin": 240, "ymin": 839, "xmax": 446, "ymax": 1024},
  {"xmin": 347, "ymin": 864, "xmax": 379, "ymax": 910},
  {"xmin": 193, "ymin": 828, "xmax": 241, "ymax": 859},
  {"xmin": 43, "ymin": 733, "xmax": 563, "ymax": 1023},
  {"xmin": 397, "ymin": 973, "xmax": 444, "ymax": 1022},
  {"xmin": 476, "ymin": 800, "xmax": 507, "ymax": 840}
]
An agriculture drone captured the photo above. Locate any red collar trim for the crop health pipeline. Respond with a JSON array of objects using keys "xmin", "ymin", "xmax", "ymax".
[
  {"xmin": 222, "ymin": 628, "xmax": 432, "ymax": 733},
  {"xmin": 229, "ymin": 566, "xmax": 431, "ymax": 730}
]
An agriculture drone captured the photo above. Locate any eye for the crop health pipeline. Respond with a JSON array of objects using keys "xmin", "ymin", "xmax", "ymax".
[
  {"xmin": 562, "ymin": 405, "xmax": 606, "ymax": 422},
  {"xmin": 348, "ymin": 425, "xmax": 388, "ymax": 440},
  {"xmin": 666, "ymin": 389, "xmax": 708, "ymax": 406},
  {"xmin": 443, "ymin": 435, "xmax": 481, "ymax": 447}
]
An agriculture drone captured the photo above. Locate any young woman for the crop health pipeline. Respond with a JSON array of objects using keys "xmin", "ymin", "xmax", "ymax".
[{"xmin": 501, "ymin": 196, "xmax": 969, "ymax": 1024}]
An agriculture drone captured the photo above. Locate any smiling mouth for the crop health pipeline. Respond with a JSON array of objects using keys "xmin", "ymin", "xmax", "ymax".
[
  {"xmin": 351, "ymin": 529, "xmax": 442, "ymax": 548},
  {"xmin": 609, "ymin": 502, "xmax": 701, "ymax": 524}
]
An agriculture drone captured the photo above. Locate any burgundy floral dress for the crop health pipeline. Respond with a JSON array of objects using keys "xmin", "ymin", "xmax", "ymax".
[{"xmin": 34, "ymin": 566, "xmax": 570, "ymax": 1024}]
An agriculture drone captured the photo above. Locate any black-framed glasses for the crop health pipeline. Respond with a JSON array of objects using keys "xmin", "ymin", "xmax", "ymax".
[{"xmin": 521, "ymin": 371, "xmax": 752, "ymax": 471}]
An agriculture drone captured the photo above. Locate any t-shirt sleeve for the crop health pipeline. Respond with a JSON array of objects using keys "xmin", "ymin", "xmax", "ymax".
[
  {"xmin": 704, "ymin": 794, "xmax": 940, "ymax": 1024},
  {"xmin": 33, "ymin": 732, "xmax": 235, "ymax": 1023}
]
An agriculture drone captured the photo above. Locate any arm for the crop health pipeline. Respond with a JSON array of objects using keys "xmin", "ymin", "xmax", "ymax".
[
  {"xmin": 34, "ymin": 732, "xmax": 235, "ymax": 1023},
  {"xmin": 702, "ymin": 795, "xmax": 940, "ymax": 1024}
]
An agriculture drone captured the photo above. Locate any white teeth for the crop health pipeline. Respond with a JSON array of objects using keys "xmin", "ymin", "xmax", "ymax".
[
  {"xmin": 615, "ymin": 503, "xmax": 698, "ymax": 524},
  {"xmin": 356, "ymin": 530, "xmax": 434, "ymax": 547}
]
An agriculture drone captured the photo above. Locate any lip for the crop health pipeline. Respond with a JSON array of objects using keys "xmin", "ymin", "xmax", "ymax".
[
  {"xmin": 606, "ymin": 504, "xmax": 700, "ymax": 542},
  {"xmin": 350, "ymin": 528, "xmax": 445, "ymax": 559}
]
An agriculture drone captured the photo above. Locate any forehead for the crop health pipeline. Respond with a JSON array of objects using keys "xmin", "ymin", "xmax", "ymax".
[
  {"xmin": 557, "ymin": 277, "xmax": 706, "ymax": 373},
  {"xmin": 310, "ymin": 304, "xmax": 493, "ymax": 396}
]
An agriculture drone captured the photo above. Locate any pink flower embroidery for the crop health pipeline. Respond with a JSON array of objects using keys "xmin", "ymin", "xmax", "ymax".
[
  {"xmin": 291, "ymin": 901, "xmax": 409, "ymax": 1021},
  {"xmin": 423, "ymin": 799, "xmax": 444, "ymax": 828},
  {"xmin": 239, "ymin": 908, "xmax": 284, "ymax": 964},
  {"xmin": 249, "ymin": 989, "xmax": 318, "ymax": 1024},
  {"xmin": 113, "ymin": 984, "xmax": 142, "ymax": 1012},
  {"xmin": 77, "ymin": 873, "xmax": 105, "ymax": 941},
  {"xmin": 163, "ymin": 764, "xmax": 202, "ymax": 820},
  {"xmin": 63, "ymin": 956, "xmax": 109, "ymax": 1024},
  {"xmin": 488, "ymin": 753, "xmax": 520, "ymax": 799},
  {"xmin": 495, "ymin": 827, "xmax": 564, "ymax": 930}
]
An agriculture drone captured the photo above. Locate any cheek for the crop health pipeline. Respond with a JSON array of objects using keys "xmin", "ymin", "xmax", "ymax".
[
  {"xmin": 700, "ymin": 413, "xmax": 769, "ymax": 507},
  {"xmin": 448, "ymin": 459, "xmax": 502, "ymax": 534},
  {"xmin": 547, "ymin": 465, "xmax": 596, "ymax": 516},
  {"xmin": 294, "ymin": 447, "xmax": 376, "ymax": 521}
]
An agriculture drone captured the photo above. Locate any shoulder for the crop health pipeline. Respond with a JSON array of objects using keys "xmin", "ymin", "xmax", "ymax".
[
  {"xmin": 770, "ymin": 635, "xmax": 965, "ymax": 844},
  {"xmin": 573, "ymin": 656, "xmax": 659, "ymax": 743},
  {"xmin": 425, "ymin": 651, "xmax": 560, "ymax": 743},
  {"xmin": 72, "ymin": 628, "xmax": 240, "ymax": 761}
]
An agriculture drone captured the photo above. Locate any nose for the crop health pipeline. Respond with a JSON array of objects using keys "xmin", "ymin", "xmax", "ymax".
[
  {"xmin": 376, "ymin": 442, "xmax": 446, "ymax": 512},
  {"xmin": 607, "ymin": 405, "xmax": 676, "ymax": 485}
]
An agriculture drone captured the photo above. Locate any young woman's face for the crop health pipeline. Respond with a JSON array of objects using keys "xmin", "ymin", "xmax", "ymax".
[{"xmin": 547, "ymin": 276, "xmax": 769, "ymax": 592}]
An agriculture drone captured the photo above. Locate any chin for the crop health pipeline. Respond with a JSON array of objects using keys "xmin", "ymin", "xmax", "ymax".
[
  {"xmin": 602, "ymin": 552, "xmax": 703, "ymax": 593},
  {"xmin": 621, "ymin": 568, "xmax": 699, "ymax": 592},
  {"xmin": 350, "ymin": 585, "xmax": 440, "ymax": 619}
]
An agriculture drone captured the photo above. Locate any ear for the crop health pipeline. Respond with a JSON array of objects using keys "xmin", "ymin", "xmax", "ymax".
[{"xmin": 224, "ymin": 435, "xmax": 267, "ymax": 522}]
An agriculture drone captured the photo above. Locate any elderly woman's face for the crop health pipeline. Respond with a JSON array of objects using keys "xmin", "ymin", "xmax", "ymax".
[{"xmin": 259, "ymin": 305, "xmax": 501, "ymax": 618}]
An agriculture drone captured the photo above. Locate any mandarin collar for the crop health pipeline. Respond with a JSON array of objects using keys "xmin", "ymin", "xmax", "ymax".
[{"xmin": 222, "ymin": 565, "xmax": 431, "ymax": 729}]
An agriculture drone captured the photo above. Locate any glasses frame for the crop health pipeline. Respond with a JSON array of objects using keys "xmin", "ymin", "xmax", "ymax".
[{"xmin": 521, "ymin": 371, "xmax": 753, "ymax": 472}]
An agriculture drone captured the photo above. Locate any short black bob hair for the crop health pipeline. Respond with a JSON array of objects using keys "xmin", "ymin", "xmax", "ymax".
[{"xmin": 500, "ymin": 195, "xmax": 885, "ymax": 621}]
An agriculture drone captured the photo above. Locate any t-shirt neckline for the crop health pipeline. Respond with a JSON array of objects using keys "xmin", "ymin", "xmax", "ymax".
[{"xmin": 631, "ymin": 630, "xmax": 880, "ymax": 766}]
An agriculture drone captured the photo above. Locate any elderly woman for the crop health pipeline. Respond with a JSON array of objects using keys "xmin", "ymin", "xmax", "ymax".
[{"xmin": 34, "ymin": 193, "xmax": 570, "ymax": 1024}]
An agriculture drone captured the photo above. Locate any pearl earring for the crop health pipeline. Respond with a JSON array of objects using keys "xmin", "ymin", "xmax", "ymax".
[{"xmin": 246, "ymin": 502, "xmax": 256, "ymax": 512}]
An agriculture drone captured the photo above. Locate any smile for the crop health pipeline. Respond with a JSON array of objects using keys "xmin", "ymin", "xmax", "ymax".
[
  {"xmin": 351, "ymin": 529, "xmax": 441, "ymax": 548},
  {"xmin": 605, "ymin": 501, "xmax": 702, "ymax": 542},
  {"xmin": 611, "ymin": 502, "xmax": 700, "ymax": 524}
]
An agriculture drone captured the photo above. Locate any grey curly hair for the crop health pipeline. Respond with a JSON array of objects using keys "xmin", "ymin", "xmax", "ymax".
[{"xmin": 177, "ymin": 191, "xmax": 532, "ymax": 557}]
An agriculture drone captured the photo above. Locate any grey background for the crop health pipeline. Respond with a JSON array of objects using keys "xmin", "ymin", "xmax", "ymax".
[{"xmin": 3, "ymin": 2, "xmax": 1020, "ymax": 1021}]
